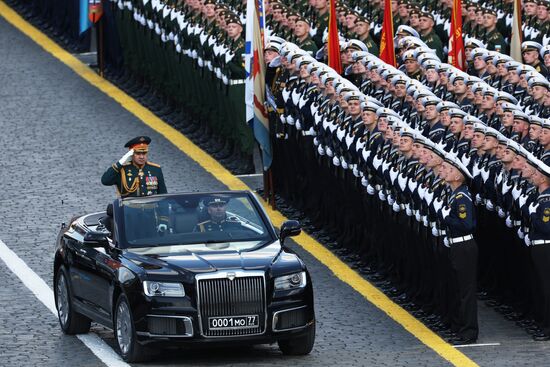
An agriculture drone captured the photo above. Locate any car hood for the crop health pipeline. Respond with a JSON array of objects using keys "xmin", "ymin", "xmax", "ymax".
[{"xmin": 124, "ymin": 241, "xmax": 283, "ymax": 276}]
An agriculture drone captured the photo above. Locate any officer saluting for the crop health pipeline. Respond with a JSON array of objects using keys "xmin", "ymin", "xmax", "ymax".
[
  {"xmin": 101, "ymin": 136, "xmax": 167, "ymax": 197},
  {"xmin": 438, "ymin": 154, "xmax": 478, "ymax": 345}
]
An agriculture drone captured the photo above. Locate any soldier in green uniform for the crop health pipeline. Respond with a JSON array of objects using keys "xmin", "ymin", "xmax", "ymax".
[
  {"xmin": 294, "ymin": 17, "xmax": 319, "ymax": 56},
  {"xmin": 313, "ymin": 0, "xmax": 329, "ymax": 48},
  {"xmin": 418, "ymin": 12, "xmax": 444, "ymax": 60},
  {"xmin": 355, "ymin": 16, "xmax": 378, "ymax": 56},
  {"xmin": 101, "ymin": 136, "xmax": 167, "ymax": 197},
  {"xmin": 225, "ymin": 16, "xmax": 246, "ymax": 79},
  {"xmin": 482, "ymin": 8, "xmax": 507, "ymax": 54},
  {"xmin": 193, "ymin": 197, "xmax": 247, "ymax": 232}
]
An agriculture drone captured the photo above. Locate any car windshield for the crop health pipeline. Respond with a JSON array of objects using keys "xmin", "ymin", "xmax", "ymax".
[{"xmin": 118, "ymin": 193, "xmax": 272, "ymax": 250}]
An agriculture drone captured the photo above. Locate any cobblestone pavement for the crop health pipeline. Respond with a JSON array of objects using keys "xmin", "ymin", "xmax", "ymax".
[{"xmin": 1, "ymin": 14, "xmax": 550, "ymax": 367}]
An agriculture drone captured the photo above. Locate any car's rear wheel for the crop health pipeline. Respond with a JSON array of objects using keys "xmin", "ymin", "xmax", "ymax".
[
  {"xmin": 277, "ymin": 321, "xmax": 315, "ymax": 355},
  {"xmin": 114, "ymin": 294, "xmax": 152, "ymax": 362},
  {"xmin": 55, "ymin": 267, "xmax": 91, "ymax": 334}
]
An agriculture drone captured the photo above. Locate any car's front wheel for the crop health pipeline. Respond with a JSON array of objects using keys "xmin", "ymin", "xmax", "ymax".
[
  {"xmin": 277, "ymin": 321, "xmax": 315, "ymax": 355},
  {"xmin": 114, "ymin": 294, "xmax": 152, "ymax": 362},
  {"xmin": 55, "ymin": 267, "xmax": 91, "ymax": 334}
]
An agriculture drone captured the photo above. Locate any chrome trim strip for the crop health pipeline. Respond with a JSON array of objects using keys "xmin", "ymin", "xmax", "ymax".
[{"xmin": 272, "ymin": 305, "xmax": 309, "ymax": 332}]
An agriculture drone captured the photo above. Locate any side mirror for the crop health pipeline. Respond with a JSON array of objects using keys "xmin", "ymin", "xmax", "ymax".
[
  {"xmin": 83, "ymin": 231, "xmax": 110, "ymax": 248},
  {"xmin": 279, "ymin": 220, "xmax": 301, "ymax": 244}
]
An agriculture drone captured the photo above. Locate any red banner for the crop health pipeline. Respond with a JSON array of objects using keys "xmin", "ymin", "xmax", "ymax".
[
  {"xmin": 327, "ymin": 0, "xmax": 342, "ymax": 74},
  {"xmin": 88, "ymin": 0, "xmax": 103, "ymax": 24},
  {"xmin": 379, "ymin": 0, "xmax": 396, "ymax": 66},
  {"xmin": 448, "ymin": 0, "xmax": 465, "ymax": 70}
]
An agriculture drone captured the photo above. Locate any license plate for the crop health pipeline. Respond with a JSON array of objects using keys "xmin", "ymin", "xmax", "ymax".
[{"xmin": 208, "ymin": 315, "xmax": 259, "ymax": 330}]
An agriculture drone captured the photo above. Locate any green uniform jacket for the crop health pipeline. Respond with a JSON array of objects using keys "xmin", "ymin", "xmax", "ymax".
[
  {"xmin": 421, "ymin": 30, "xmax": 444, "ymax": 60},
  {"xmin": 101, "ymin": 161, "xmax": 167, "ymax": 197},
  {"xmin": 484, "ymin": 29, "xmax": 507, "ymax": 54},
  {"xmin": 297, "ymin": 37, "xmax": 319, "ymax": 56}
]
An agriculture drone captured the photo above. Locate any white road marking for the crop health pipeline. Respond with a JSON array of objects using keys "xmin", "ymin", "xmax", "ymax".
[
  {"xmin": 0, "ymin": 239, "xmax": 130, "ymax": 367},
  {"xmin": 235, "ymin": 173, "xmax": 263, "ymax": 178},
  {"xmin": 454, "ymin": 343, "xmax": 501, "ymax": 348}
]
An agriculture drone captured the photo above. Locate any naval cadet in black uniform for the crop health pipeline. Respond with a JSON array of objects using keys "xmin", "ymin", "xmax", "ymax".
[
  {"xmin": 438, "ymin": 155, "xmax": 479, "ymax": 345},
  {"xmin": 101, "ymin": 136, "xmax": 167, "ymax": 197}
]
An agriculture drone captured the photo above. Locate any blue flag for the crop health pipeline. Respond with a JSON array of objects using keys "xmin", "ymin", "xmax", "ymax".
[{"xmin": 79, "ymin": 0, "xmax": 92, "ymax": 34}]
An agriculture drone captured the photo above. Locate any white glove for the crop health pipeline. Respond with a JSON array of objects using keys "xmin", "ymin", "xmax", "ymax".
[
  {"xmin": 317, "ymin": 145, "xmax": 325, "ymax": 156},
  {"xmin": 432, "ymin": 226, "xmax": 439, "ymax": 237},
  {"xmin": 441, "ymin": 206, "xmax": 451, "ymax": 219},
  {"xmin": 517, "ymin": 228, "xmax": 525, "ymax": 239},
  {"xmin": 486, "ymin": 200, "xmax": 494, "ymax": 211},
  {"xmin": 475, "ymin": 194, "xmax": 482, "ymax": 205},
  {"xmin": 415, "ymin": 211, "xmax": 421, "ymax": 222},
  {"xmin": 518, "ymin": 194, "xmax": 528, "ymax": 208},
  {"xmin": 361, "ymin": 177, "xmax": 369, "ymax": 187},
  {"xmin": 505, "ymin": 216, "xmax": 513, "ymax": 228},
  {"xmin": 366, "ymin": 184, "xmax": 375, "ymax": 195},
  {"xmin": 287, "ymin": 115, "xmax": 295, "ymax": 125},
  {"xmin": 405, "ymin": 204, "xmax": 412, "ymax": 217},
  {"xmin": 512, "ymin": 184, "xmax": 522, "ymax": 200},
  {"xmin": 422, "ymin": 216, "xmax": 429, "ymax": 227},
  {"xmin": 332, "ymin": 156, "xmax": 341, "ymax": 166},
  {"xmin": 326, "ymin": 147, "xmax": 334, "ymax": 157},
  {"xmin": 433, "ymin": 197, "xmax": 443, "ymax": 212},
  {"xmin": 157, "ymin": 224, "xmax": 168, "ymax": 233},
  {"xmin": 295, "ymin": 120, "xmax": 302, "ymax": 130},
  {"xmin": 497, "ymin": 207, "xmax": 505, "ymax": 218},
  {"xmin": 378, "ymin": 190, "xmax": 386, "ymax": 201},
  {"xmin": 392, "ymin": 202, "xmax": 400, "ymax": 212},
  {"xmin": 529, "ymin": 202, "xmax": 538, "ymax": 215},
  {"xmin": 443, "ymin": 237, "xmax": 450, "ymax": 248},
  {"xmin": 387, "ymin": 195, "xmax": 395, "ymax": 206},
  {"xmin": 524, "ymin": 234, "xmax": 531, "ymax": 246},
  {"xmin": 341, "ymin": 158, "xmax": 349, "ymax": 170},
  {"xmin": 313, "ymin": 137, "xmax": 319, "ymax": 146},
  {"xmin": 481, "ymin": 168, "xmax": 490, "ymax": 182},
  {"xmin": 118, "ymin": 149, "xmax": 134, "ymax": 165}
]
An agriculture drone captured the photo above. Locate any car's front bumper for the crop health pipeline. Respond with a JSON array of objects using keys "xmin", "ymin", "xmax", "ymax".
[{"xmin": 134, "ymin": 302, "xmax": 315, "ymax": 346}]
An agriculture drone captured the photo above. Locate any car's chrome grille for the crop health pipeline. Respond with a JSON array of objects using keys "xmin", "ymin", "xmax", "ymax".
[{"xmin": 197, "ymin": 275, "xmax": 266, "ymax": 337}]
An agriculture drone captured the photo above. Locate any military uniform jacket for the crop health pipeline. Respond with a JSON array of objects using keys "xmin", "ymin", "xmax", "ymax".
[
  {"xmin": 530, "ymin": 188, "xmax": 550, "ymax": 241},
  {"xmin": 101, "ymin": 161, "xmax": 167, "ymax": 197},
  {"xmin": 440, "ymin": 185, "xmax": 476, "ymax": 238},
  {"xmin": 193, "ymin": 217, "xmax": 245, "ymax": 232}
]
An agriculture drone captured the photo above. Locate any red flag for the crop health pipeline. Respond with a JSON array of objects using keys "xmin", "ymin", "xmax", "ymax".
[
  {"xmin": 448, "ymin": 0, "xmax": 465, "ymax": 70},
  {"xmin": 327, "ymin": 0, "xmax": 342, "ymax": 74},
  {"xmin": 379, "ymin": 0, "xmax": 396, "ymax": 66}
]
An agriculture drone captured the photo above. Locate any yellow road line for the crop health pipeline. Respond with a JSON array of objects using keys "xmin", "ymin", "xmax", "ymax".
[{"xmin": 0, "ymin": 3, "xmax": 478, "ymax": 366}]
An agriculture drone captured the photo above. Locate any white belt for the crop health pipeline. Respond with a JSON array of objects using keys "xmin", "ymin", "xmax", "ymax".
[
  {"xmin": 532, "ymin": 240, "xmax": 550, "ymax": 246},
  {"xmin": 448, "ymin": 234, "xmax": 473, "ymax": 244}
]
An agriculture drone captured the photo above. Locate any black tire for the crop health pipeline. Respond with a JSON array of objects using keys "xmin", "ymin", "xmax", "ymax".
[
  {"xmin": 277, "ymin": 322, "xmax": 316, "ymax": 355},
  {"xmin": 114, "ymin": 294, "xmax": 153, "ymax": 362},
  {"xmin": 55, "ymin": 267, "xmax": 91, "ymax": 334}
]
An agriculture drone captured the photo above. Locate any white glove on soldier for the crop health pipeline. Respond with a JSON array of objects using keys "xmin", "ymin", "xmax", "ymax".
[{"xmin": 118, "ymin": 149, "xmax": 134, "ymax": 165}]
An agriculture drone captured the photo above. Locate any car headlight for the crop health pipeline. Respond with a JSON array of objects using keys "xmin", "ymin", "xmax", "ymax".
[
  {"xmin": 274, "ymin": 271, "xmax": 307, "ymax": 290},
  {"xmin": 143, "ymin": 281, "xmax": 185, "ymax": 297}
]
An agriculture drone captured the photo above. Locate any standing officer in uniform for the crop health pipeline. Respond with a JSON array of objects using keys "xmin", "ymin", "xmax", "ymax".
[
  {"xmin": 101, "ymin": 136, "xmax": 167, "ymax": 197},
  {"xmin": 527, "ymin": 160, "xmax": 550, "ymax": 341},
  {"xmin": 438, "ymin": 155, "xmax": 479, "ymax": 345}
]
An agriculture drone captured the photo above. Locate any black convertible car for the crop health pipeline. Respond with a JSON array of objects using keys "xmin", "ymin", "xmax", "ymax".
[{"xmin": 53, "ymin": 191, "xmax": 315, "ymax": 362}]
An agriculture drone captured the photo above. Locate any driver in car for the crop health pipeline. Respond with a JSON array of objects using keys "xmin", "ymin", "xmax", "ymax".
[{"xmin": 194, "ymin": 197, "xmax": 244, "ymax": 232}]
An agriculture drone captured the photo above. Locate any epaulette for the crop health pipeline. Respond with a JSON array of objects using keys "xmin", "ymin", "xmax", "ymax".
[
  {"xmin": 122, "ymin": 162, "xmax": 132, "ymax": 166},
  {"xmin": 147, "ymin": 162, "xmax": 161, "ymax": 168},
  {"xmin": 455, "ymin": 193, "xmax": 464, "ymax": 199},
  {"xmin": 196, "ymin": 220, "xmax": 211, "ymax": 226}
]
